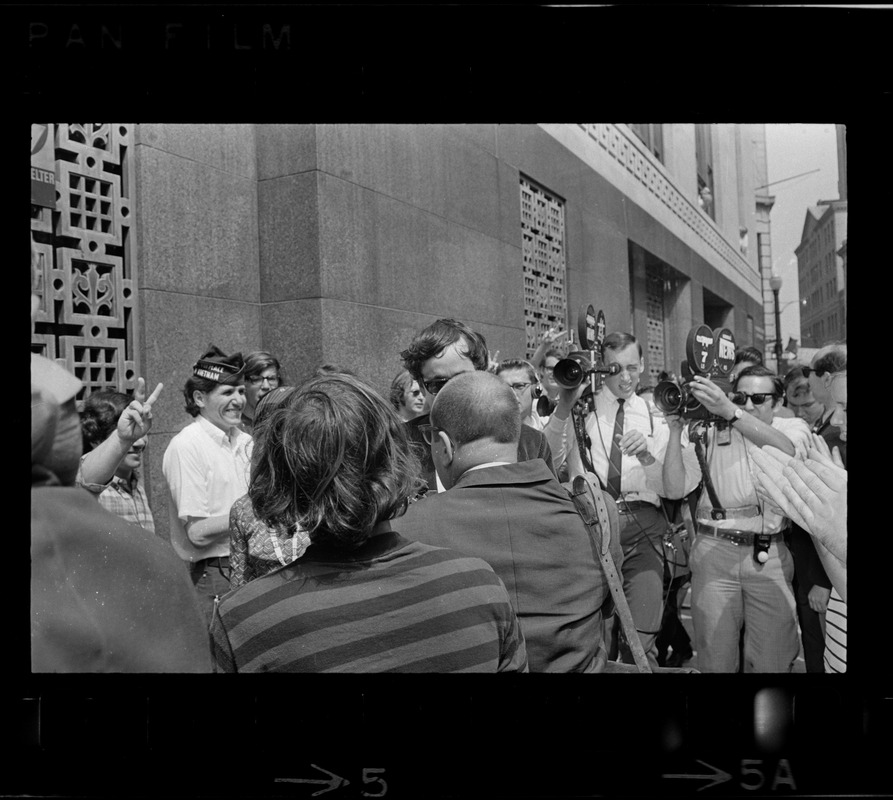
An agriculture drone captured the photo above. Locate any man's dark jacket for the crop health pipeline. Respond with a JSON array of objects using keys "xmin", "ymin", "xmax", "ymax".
[
  {"xmin": 400, "ymin": 459, "xmax": 611, "ymax": 673},
  {"xmin": 406, "ymin": 412, "xmax": 555, "ymax": 491}
]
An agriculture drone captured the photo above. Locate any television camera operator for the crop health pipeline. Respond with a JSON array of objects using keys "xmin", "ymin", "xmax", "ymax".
[
  {"xmin": 543, "ymin": 331, "xmax": 669, "ymax": 669},
  {"xmin": 661, "ymin": 365, "xmax": 810, "ymax": 672}
]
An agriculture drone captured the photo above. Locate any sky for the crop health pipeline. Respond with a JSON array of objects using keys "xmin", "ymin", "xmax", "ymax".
[{"xmin": 763, "ymin": 123, "xmax": 842, "ymax": 350}]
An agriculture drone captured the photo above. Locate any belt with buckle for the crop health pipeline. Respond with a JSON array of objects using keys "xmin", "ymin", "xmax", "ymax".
[
  {"xmin": 618, "ymin": 499, "xmax": 656, "ymax": 514},
  {"xmin": 696, "ymin": 522, "xmax": 782, "ymax": 546}
]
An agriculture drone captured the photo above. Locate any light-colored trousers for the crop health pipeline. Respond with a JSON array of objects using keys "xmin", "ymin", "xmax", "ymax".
[{"xmin": 690, "ymin": 534, "xmax": 800, "ymax": 673}]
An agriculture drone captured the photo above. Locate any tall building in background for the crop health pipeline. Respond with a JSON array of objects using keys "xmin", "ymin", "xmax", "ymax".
[
  {"xmin": 748, "ymin": 124, "xmax": 779, "ymax": 370},
  {"xmin": 836, "ymin": 124, "xmax": 848, "ymax": 200},
  {"xmin": 795, "ymin": 199, "xmax": 848, "ymax": 347},
  {"xmin": 31, "ymin": 123, "xmax": 772, "ymax": 541}
]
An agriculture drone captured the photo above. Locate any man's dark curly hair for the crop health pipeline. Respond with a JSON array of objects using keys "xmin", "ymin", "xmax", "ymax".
[
  {"xmin": 400, "ymin": 319, "xmax": 489, "ymax": 383},
  {"xmin": 248, "ymin": 373, "xmax": 425, "ymax": 550}
]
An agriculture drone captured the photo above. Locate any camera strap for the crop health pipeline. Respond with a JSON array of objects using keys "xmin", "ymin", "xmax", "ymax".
[
  {"xmin": 571, "ymin": 402, "xmax": 603, "ymax": 487},
  {"xmin": 570, "ymin": 473, "xmax": 651, "ymax": 674},
  {"xmin": 691, "ymin": 426, "xmax": 727, "ymax": 519}
]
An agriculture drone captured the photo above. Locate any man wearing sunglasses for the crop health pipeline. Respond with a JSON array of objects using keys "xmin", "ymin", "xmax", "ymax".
[
  {"xmin": 661, "ymin": 365, "xmax": 811, "ymax": 673},
  {"xmin": 400, "ymin": 318, "xmax": 555, "ymax": 493},
  {"xmin": 401, "ymin": 370, "xmax": 615, "ymax": 672}
]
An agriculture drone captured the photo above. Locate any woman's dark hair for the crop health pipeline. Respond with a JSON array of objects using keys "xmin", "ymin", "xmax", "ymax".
[
  {"xmin": 388, "ymin": 369, "xmax": 415, "ymax": 411},
  {"xmin": 249, "ymin": 373, "xmax": 425, "ymax": 550},
  {"xmin": 254, "ymin": 386, "xmax": 296, "ymax": 427},
  {"xmin": 183, "ymin": 345, "xmax": 244, "ymax": 417},
  {"xmin": 400, "ymin": 319, "xmax": 489, "ymax": 383},
  {"xmin": 80, "ymin": 390, "xmax": 131, "ymax": 452}
]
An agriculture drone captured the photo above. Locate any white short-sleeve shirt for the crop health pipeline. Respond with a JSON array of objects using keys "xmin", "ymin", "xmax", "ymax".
[{"xmin": 162, "ymin": 415, "xmax": 252, "ymax": 562}]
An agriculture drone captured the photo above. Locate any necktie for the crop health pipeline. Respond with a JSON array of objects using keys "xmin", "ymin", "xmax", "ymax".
[{"xmin": 606, "ymin": 399, "xmax": 624, "ymax": 499}]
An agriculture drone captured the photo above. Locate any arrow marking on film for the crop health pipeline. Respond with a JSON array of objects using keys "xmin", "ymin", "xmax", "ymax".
[
  {"xmin": 275, "ymin": 764, "xmax": 350, "ymax": 796},
  {"xmin": 662, "ymin": 759, "xmax": 732, "ymax": 791}
]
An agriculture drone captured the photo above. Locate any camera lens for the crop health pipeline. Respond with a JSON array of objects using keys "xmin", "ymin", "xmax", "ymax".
[
  {"xmin": 553, "ymin": 357, "xmax": 584, "ymax": 388},
  {"xmin": 653, "ymin": 380, "xmax": 682, "ymax": 414}
]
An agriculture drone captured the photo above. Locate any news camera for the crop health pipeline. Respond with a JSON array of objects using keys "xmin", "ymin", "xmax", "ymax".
[
  {"xmin": 552, "ymin": 306, "xmax": 621, "ymax": 402},
  {"xmin": 653, "ymin": 325, "xmax": 736, "ymax": 423}
]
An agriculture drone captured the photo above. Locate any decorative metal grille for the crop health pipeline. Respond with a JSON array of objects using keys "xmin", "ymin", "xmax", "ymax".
[
  {"xmin": 520, "ymin": 177, "xmax": 566, "ymax": 358},
  {"xmin": 645, "ymin": 267, "xmax": 666, "ymax": 385},
  {"xmin": 31, "ymin": 124, "xmax": 137, "ymax": 400}
]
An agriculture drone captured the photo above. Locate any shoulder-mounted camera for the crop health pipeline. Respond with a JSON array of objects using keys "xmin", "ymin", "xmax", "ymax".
[{"xmin": 653, "ymin": 325, "xmax": 736, "ymax": 423}]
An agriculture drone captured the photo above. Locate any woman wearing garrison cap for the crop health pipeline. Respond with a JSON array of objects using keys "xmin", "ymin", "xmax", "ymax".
[{"xmin": 162, "ymin": 345, "xmax": 252, "ymax": 627}]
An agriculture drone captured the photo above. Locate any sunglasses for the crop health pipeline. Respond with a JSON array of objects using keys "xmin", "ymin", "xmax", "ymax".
[
  {"xmin": 418, "ymin": 423, "xmax": 446, "ymax": 446},
  {"xmin": 730, "ymin": 392, "xmax": 778, "ymax": 406},
  {"xmin": 800, "ymin": 366, "xmax": 832, "ymax": 379},
  {"xmin": 422, "ymin": 372, "xmax": 468, "ymax": 396}
]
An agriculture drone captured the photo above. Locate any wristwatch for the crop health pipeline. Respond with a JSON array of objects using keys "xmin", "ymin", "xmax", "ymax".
[{"xmin": 728, "ymin": 408, "xmax": 744, "ymax": 425}]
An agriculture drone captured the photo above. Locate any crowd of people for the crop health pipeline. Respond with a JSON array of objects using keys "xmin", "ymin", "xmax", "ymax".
[{"xmin": 31, "ymin": 238, "xmax": 847, "ymax": 672}]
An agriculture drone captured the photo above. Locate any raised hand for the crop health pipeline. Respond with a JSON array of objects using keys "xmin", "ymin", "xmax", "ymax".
[{"xmin": 117, "ymin": 378, "xmax": 164, "ymax": 444}]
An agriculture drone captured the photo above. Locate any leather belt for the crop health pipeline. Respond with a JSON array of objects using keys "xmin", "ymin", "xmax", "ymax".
[
  {"xmin": 697, "ymin": 522, "xmax": 782, "ymax": 546},
  {"xmin": 198, "ymin": 556, "xmax": 230, "ymax": 566},
  {"xmin": 618, "ymin": 499, "xmax": 656, "ymax": 514}
]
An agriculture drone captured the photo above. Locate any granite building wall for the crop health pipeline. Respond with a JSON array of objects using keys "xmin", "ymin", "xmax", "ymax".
[{"xmin": 125, "ymin": 123, "xmax": 764, "ymax": 542}]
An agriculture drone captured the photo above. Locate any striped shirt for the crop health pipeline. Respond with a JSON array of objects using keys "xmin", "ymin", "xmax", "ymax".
[
  {"xmin": 210, "ymin": 530, "xmax": 528, "ymax": 673},
  {"xmin": 823, "ymin": 587, "xmax": 847, "ymax": 673}
]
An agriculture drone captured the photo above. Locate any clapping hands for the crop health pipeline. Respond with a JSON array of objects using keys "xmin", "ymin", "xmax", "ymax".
[{"xmin": 751, "ymin": 433, "xmax": 847, "ymax": 556}]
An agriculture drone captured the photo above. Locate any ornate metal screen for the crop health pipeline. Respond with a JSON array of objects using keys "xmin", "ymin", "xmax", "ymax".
[
  {"xmin": 521, "ymin": 176, "xmax": 567, "ymax": 358},
  {"xmin": 645, "ymin": 266, "xmax": 666, "ymax": 385},
  {"xmin": 31, "ymin": 124, "xmax": 137, "ymax": 400}
]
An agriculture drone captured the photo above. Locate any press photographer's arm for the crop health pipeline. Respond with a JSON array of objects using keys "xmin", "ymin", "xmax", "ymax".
[
  {"xmin": 662, "ymin": 413, "xmax": 698, "ymax": 500},
  {"xmin": 688, "ymin": 375, "xmax": 796, "ymax": 455}
]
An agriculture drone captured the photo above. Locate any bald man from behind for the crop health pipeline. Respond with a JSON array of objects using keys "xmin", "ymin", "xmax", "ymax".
[{"xmin": 401, "ymin": 371, "xmax": 617, "ymax": 673}]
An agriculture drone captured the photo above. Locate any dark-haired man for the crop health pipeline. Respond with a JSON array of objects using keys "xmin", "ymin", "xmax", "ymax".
[
  {"xmin": 807, "ymin": 344, "xmax": 847, "ymax": 463},
  {"xmin": 542, "ymin": 331, "xmax": 669, "ymax": 668},
  {"xmin": 162, "ymin": 346, "xmax": 251, "ymax": 625},
  {"xmin": 402, "ymin": 371, "xmax": 615, "ymax": 672},
  {"xmin": 400, "ymin": 318, "xmax": 554, "ymax": 492},
  {"xmin": 662, "ymin": 365, "xmax": 810, "ymax": 672}
]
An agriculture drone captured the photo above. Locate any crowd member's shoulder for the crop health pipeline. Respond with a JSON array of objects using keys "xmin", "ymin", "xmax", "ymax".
[
  {"xmin": 31, "ymin": 486, "xmax": 212, "ymax": 673},
  {"xmin": 31, "ymin": 353, "xmax": 81, "ymax": 405}
]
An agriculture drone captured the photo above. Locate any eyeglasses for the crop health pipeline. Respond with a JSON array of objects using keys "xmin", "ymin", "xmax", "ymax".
[
  {"xmin": 247, "ymin": 374, "xmax": 280, "ymax": 387},
  {"xmin": 418, "ymin": 423, "xmax": 445, "ymax": 446},
  {"xmin": 730, "ymin": 392, "xmax": 778, "ymax": 406},
  {"xmin": 508, "ymin": 381, "xmax": 534, "ymax": 393}
]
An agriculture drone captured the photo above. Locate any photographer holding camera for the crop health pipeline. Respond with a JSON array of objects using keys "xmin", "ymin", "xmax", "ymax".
[
  {"xmin": 543, "ymin": 332, "xmax": 669, "ymax": 668},
  {"xmin": 661, "ymin": 365, "xmax": 811, "ymax": 672}
]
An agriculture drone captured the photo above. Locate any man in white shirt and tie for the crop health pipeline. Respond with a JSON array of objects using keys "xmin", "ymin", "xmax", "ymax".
[{"xmin": 543, "ymin": 332, "xmax": 669, "ymax": 668}]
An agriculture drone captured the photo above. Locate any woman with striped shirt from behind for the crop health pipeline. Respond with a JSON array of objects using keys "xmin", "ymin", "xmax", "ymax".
[{"xmin": 209, "ymin": 371, "xmax": 528, "ymax": 673}]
